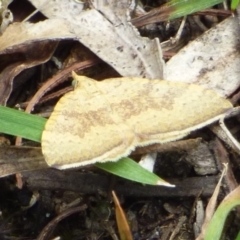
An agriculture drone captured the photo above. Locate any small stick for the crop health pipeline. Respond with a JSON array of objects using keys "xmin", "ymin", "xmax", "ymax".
[{"xmin": 22, "ymin": 169, "xmax": 218, "ymax": 198}]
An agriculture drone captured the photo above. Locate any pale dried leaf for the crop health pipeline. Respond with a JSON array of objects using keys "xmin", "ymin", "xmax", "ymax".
[
  {"xmin": 0, "ymin": 9, "xmax": 13, "ymax": 33},
  {"xmin": 73, "ymin": 12, "xmax": 162, "ymax": 78},
  {"xmin": 1, "ymin": 0, "xmax": 13, "ymax": 10},
  {"xmin": 166, "ymin": 17, "xmax": 240, "ymax": 97},
  {"xmin": 28, "ymin": 0, "xmax": 85, "ymax": 19},
  {"xmin": 26, "ymin": 0, "xmax": 164, "ymax": 79},
  {"xmin": 139, "ymin": 152, "xmax": 157, "ymax": 172},
  {"xmin": 88, "ymin": 0, "xmax": 164, "ymax": 78}
]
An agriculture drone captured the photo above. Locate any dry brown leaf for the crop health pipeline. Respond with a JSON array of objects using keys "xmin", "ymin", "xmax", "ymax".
[
  {"xmin": 112, "ymin": 191, "xmax": 133, "ymax": 240},
  {"xmin": 41, "ymin": 73, "xmax": 233, "ymax": 169}
]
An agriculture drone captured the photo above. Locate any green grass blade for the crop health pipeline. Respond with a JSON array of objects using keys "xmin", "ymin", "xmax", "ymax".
[
  {"xmin": 231, "ymin": 0, "xmax": 240, "ymax": 10},
  {"xmin": 168, "ymin": 0, "xmax": 223, "ymax": 19},
  {"xmin": 0, "ymin": 105, "xmax": 46, "ymax": 142},
  {"xmin": 204, "ymin": 186, "xmax": 240, "ymax": 240},
  {"xmin": 96, "ymin": 157, "xmax": 174, "ymax": 186},
  {"xmin": 235, "ymin": 231, "xmax": 240, "ymax": 240}
]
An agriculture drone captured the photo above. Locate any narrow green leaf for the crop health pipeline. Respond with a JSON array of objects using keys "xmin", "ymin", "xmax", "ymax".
[
  {"xmin": 231, "ymin": 0, "xmax": 240, "ymax": 10},
  {"xmin": 96, "ymin": 157, "xmax": 174, "ymax": 186},
  {"xmin": 168, "ymin": 0, "xmax": 223, "ymax": 19},
  {"xmin": 235, "ymin": 231, "xmax": 240, "ymax": 240},
  {"xmin": 0, "ymin": 105, "xmax": 46, "ymax": 142},
  {"xmin": 204, "ymin": 186, "xmax": 240, "ymax": 240}
]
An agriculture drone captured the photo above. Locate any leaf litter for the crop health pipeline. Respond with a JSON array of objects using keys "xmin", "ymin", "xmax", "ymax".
[{"xmin": 0, "ymin": 0, "xmax": 240, "ymax": 239}]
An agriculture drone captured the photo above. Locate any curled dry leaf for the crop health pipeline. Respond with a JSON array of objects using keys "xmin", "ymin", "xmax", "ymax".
[
  {"xmin": 41, "ymin": 73, "xmax": 233, "ymax": 169},
  {"xmin": 0, "ymin": 20, "xmax": 76, "ymax": 51},
  {"xmin": 0, "ymin": 41, "xmax": 58, "ymax": 105},
  {"xmin": 0, "ymin": 19, "xmax": 74, "ymax": 104}
]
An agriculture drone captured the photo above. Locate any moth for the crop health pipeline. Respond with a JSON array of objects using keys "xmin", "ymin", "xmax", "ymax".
[{"xmin": 42, "ymin": 73, "xmax": 233, "ymax": 169}]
